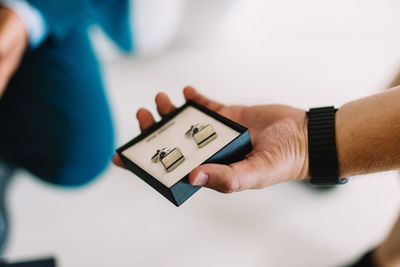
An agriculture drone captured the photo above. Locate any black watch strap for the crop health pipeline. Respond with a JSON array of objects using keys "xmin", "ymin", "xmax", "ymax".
[{"xmin": 307, "ymin": 106, "xmax": 348, "ymax": 185}]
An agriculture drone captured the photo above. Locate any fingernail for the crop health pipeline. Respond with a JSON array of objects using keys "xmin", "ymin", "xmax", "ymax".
[{"xmin": 192, "ymin": 172, "xmax": 208, "ymax": 186}]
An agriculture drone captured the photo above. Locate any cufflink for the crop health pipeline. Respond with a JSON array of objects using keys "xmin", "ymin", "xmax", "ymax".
[
  {"xmin": 185, "ymin": 124, "xmax": 217, "ymax": 148},
  {"xmin": 151, "ymin": 147, "xmax": 185, "ymax": 172}
]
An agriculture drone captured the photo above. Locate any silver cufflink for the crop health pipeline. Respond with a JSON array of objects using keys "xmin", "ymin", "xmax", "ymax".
[
  {"xmin": 185, "ymin": 124, "xmax": 217, "ymax": 148},
  {"xmin": 151, "ymin": 147, "xmax": 185, "ymax": 172}
]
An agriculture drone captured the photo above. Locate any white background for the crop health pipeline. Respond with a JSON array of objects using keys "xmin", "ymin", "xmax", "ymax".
[{"xmin": 4, "ymin": 0, "xmax": 400, "ymax": 266}]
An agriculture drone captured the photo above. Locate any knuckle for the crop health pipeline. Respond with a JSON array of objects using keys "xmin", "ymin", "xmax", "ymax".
[{"xmin": 221, "ymin": 175, "xmax": 240, "ymax": 194}]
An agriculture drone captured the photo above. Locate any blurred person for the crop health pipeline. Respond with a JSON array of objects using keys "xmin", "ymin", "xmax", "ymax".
[
  {"xmin": 0, "ymin": 0, "xmax": 236, "ymax": 260},
  {"xmin": 113, "ymin": 86, "xmax": 400, "ymax": 267},
  {"xmin": 0, "ymin": 0, "xmax": 132, "ymax": 255}
]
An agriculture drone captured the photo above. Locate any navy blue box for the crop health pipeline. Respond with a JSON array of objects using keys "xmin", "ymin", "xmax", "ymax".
[{"xmin": 117, "ymin": 101, "xmax": 252, "ymax": 206}]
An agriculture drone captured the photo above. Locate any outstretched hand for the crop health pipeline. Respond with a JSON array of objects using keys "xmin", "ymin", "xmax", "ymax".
[{"xmin": 113, "ymin": 87, "xmax": 309, "ymax": 193}]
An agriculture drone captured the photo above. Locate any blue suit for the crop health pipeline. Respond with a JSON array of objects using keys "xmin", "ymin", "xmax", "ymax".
[
  {"xmin": 0, "ymin": 0, "xmax": 132, "ymax": 186},
  {"xmin": 27, "ymin": 0, "xmax": 132, "ymax": 51}
]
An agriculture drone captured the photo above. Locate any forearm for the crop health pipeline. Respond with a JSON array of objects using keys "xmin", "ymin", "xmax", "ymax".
[{"xmin": 336, "ymin": 86, "xmax": 400, "ymax": 177}]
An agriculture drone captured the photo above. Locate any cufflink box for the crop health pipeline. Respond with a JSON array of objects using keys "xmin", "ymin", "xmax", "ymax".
[{"xmin": 117, "ymin": 100, "xmax": 252, "ymax": 207}]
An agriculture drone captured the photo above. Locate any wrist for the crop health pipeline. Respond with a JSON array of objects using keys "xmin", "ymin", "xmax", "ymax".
[
  {"xmin": 336, "ymin": 102, "xmax": 373, "ymax": 178},
  {"xmin": 335, "ymin": 105, "xmax": 353, "ymax": 178},
  {"xmin": 307, "ymin": 107, "xmax": 347, "ymax": 184},
  {"xmin": 298, "ymin": 113, "xmax": 310, "ymax": 180}
]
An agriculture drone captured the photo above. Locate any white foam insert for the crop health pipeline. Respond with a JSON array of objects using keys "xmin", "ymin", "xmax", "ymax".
[{"xmin": 122, "ymin": 106, "xmax": 240, "ymax": 188}]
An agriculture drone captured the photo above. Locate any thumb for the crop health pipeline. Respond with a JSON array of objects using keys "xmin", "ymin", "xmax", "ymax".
[{"xmin": 189, "ymin": 155, "xmax": 269, "ymax": 193}]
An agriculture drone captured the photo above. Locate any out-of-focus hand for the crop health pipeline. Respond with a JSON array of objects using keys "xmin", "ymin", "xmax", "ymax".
[
  {"xmin": 373, "ymin": 212, "xmax": 400, "ymax": 267},
  {"xmin": 0, "ymin": 6, "xmax": 28, "ymax": 97},
  {"xmin": 113, "ymin": 87, "xmax": 309, "ymax": 193}
]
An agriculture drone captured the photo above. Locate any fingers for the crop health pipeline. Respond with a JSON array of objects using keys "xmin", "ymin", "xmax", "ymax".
[
  {"xmin": 137, "ymin": 92, "xmax": 176, "ymax": 131},
  {"xmin": 155, "ymin": 92, "xmax": 176, "ymax": 116},
  {"xmin": 136, "ymin": 108, "xmax": 155, "ymax": 131},
  {"xmin": 138, "ymin": 88, "xmax": 221, "ymax": 131},
  {"xmin": 112, "ymin": 154, "xmax": 125, "ymax": 168},
  {"xmin": 183, "ymin": 86, "xmax": 224, "ymax": 112},
  {"xmin": 188, "ymin": 155, "xmax": 268, "ymax": 193},
  {"xmin": 189, "ymin": 164, "xmax": 238, "ymax": 193}
]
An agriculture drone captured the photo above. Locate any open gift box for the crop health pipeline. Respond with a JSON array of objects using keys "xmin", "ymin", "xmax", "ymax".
[{"xmin": 117, "ymin": 101, "xmax": 252, "ymax": 206}]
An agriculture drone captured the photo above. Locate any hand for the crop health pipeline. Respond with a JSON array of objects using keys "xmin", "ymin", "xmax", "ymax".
[
  {"xmin": 373, "ymin": 212, "xmax": 400, "ymax": 267},
  {"xmin": 113, "ymin": 87, "xmax": 309, "ymax": 193},
  {"xmin": 0, "ymin": 7, "xmax": 28, "ymax": 97}
]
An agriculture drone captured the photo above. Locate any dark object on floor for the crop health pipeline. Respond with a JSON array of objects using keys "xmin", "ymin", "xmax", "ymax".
[
  {"xmin": 0, "ymin": 258, "xmax": 56, "ymax": 267},
  {"xmin": 0, "ymin": 161, "xmax": 14, "ymax": 254},
  {"xmin": 346, "ymin": 250, "xmax": 378, "ymax": 267}
]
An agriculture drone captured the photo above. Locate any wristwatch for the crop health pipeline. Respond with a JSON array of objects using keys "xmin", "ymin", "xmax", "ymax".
[{"xmin": 307, "ymin": 106, "xmax": 348, "ymax": 185}]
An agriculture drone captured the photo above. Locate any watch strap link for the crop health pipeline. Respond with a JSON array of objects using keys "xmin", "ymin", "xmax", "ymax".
[{"xmin": 307, "ymin": 106, "xmax": 348, "ymax": 185}]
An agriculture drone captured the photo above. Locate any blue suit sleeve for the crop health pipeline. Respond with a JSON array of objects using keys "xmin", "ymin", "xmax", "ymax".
[
  {"xmin": 25, "ymin": 0, "xmax": 91, "ymax": 41},
  {"xmin": 26, "ymin": 0, "xmax": 133, "ymax": 51}
]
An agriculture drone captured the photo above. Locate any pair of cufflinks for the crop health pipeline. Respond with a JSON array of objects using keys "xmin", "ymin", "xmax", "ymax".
[{"xmin": 151, "ymin": 124, "xmax": 217, "ymax": 172}]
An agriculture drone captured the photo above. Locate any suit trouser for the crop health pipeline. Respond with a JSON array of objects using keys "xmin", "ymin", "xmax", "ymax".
[{"xmin": 0, "ymin": 27, "xmax": 114, "ymax": 186}]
